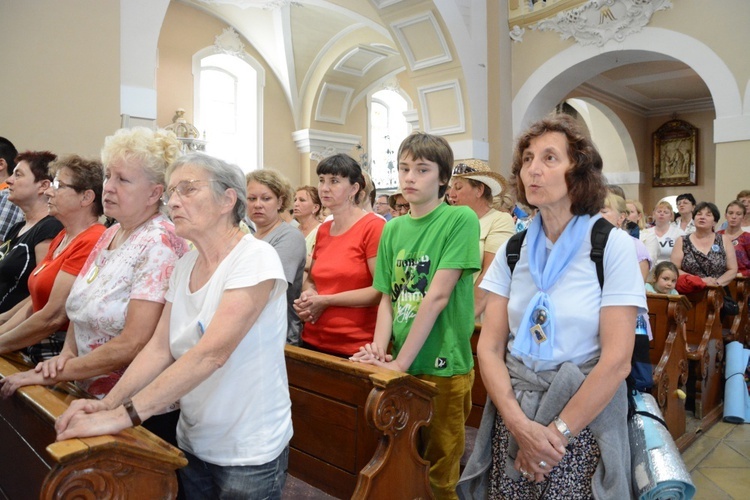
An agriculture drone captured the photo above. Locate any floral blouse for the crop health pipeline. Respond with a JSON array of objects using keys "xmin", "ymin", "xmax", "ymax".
[{"xmin": 66, "ymin": 214, "xmax": 189, "ymax": 397}]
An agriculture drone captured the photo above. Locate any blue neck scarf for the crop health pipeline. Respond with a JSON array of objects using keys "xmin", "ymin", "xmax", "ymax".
[{"xmin": 511, "ymin": 214, "xmax": 591, "ymax": 360}]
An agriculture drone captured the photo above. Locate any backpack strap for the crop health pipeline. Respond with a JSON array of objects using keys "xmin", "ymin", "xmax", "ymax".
[
  {"xmin": 506, "ymin": 217, "xmax": 613, "ymax": 288},
  {"xmin": 590, "ymin": 218, "xmax": 614, "ymax": 289},
  {"xmin": 506, "ymin": 229, "xmax": 527, "ymax": 275}
]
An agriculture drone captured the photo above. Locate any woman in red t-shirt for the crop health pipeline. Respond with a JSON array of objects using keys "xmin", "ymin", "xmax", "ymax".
[
  {"xmin": 0, "ymin": 155, "xmax": 106, "ymax": 362},
  {"xmin": 294, "ymin": 154, "xmax": 385, "ymax": 356}
]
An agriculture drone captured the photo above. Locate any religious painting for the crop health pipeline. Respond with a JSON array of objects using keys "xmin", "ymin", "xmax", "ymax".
[{"xmin": 652, "ymin": 119, "xmax": 698, "ymax": 187}]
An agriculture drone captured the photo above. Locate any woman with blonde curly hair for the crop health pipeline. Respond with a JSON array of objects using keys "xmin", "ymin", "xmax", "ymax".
[
  {"xmin": 1, "ymin": 127, "xmax": 189, "ymax": 448},
  {"xmin": 247, "ymin": 169, "xmax": 306, "ymax": 345}
]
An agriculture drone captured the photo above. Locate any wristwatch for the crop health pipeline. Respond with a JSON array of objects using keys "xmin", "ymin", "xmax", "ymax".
[{"xmin": 553, "ymin": 415, "xmax": 572, "ymax": 440}]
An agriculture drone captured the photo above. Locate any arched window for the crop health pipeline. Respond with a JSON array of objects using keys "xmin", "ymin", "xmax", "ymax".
[
  {"xmin": 193, "ymin": 50, "xmax": 264, "ymax": 172},
  {"xmin": 369, "ymin": 89, "xmax": 409, "ymax": 189}
]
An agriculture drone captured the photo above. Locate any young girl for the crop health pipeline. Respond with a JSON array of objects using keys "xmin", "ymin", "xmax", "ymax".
[{"xmin": 646, "ymin": 261, "xmax": 679, "ymax": 294}]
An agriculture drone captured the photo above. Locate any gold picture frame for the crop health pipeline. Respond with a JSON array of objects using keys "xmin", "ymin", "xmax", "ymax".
[{"xmin": 652, "ymin": 119, "xmax": 698, "ymax": 187}]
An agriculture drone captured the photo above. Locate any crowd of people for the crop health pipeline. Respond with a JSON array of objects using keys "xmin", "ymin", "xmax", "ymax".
[{"xmin": 0, "ymin": 114, "xmax": 745, "ymax": 499}]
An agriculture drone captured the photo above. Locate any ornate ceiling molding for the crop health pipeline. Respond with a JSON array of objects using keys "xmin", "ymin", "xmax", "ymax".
[
  {"xmin": 213, "ymin": 27, "xmax": 245, "ymax": 56},
  {"xmin": 199, "ymin": 0, "xmax": 299, "ymax": 10},
  {"xmin": 533, "ymin": 0, "xmax": 672, "ymax": 47}
]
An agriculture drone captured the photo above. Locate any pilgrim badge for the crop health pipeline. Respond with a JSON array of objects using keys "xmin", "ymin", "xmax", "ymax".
[{"xmin": 531, "ymin": 305, "xmax": 550, "ymax": 344}]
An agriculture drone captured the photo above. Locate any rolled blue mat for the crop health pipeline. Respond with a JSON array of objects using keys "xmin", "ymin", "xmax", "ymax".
[
  {"xmin": 629, "ymin": 392, "xmax": 695, "ymax": 500},
  {"xmin": 723, "ymin": 341, "xmax": 750, "ymax": 424}
]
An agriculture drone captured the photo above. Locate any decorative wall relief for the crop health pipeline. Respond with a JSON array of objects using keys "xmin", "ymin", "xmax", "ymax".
[
  {"xmin": 534, "ymin": 0, "xmax": 672, "ymax": 47},
  {"xmin": 213, "ymin": 27, "xmax": 245, "ymax": 56},
  {"xmin": 652, "ymin": 119, "xmax": 698, "ymax": 187}
]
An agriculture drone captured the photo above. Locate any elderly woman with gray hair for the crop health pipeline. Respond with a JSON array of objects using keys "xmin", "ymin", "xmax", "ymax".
[{"xmin": 55, "ymin": 153, "xmax": 293, "ymax": 499}]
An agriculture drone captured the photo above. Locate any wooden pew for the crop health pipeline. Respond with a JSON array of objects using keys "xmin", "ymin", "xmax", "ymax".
[
  {"xmin": 683, "ymin": 285, "xmax": 724, "ymax": 424},
  {"xmin": 285, "ymin": 345, "xmax": 437, "ymax": 500},
  {"xmin": 468, "ymin": 325, "xmax": 485, "ymax": 428},
  {"xmin": 646, "ymin": 293, "xmax": 691, "ymax": 449},
  {"xmin": 0, "ymin": 354, "xmax": 186, "ymax": 500},
  {"xmin": 722, "ymin": 276, "xmax": 750, "ymax": 346}
]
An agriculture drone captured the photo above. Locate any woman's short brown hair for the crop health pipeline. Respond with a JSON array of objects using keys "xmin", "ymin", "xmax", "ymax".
[
  {"xmin": 246, "ymin": 168, "xmax": 294, "ymax": 213},
  {"xmin": 510, "ymin": 114, "xmax": 606, "ymax": 216},
  {"xmin": 49, "ymin": 155, "xmax": 104, "ymax": 216}
]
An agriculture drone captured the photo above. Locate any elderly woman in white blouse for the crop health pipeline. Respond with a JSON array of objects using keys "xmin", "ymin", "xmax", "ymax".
[{"xmin": 55, "ymin": 153, "xmax": 292, "ymax": 499}]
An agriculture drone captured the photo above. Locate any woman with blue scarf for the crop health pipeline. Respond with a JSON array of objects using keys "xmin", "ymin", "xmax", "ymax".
[{"xmin": 458, "ymin": 115, "xmax": 647, "ymax": 498}]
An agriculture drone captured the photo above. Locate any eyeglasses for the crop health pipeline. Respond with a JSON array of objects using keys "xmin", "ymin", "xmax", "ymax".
[
  {"xmin": 163, "ymin": 179, "xmax": 218, "ymax": 205},
  {"xmin": 52, "ymin": 178, "xmax": 81, "ymax": 191},
  {"xmin": 395, "ymin": 203, "xmax": 410, "ymax": 211}
]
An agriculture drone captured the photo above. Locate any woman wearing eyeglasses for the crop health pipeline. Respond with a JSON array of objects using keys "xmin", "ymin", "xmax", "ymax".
[
  {"xmin": 448, "ymin": 160, "xmax": 514, "ymax": 318},
  {"xmin": 0, "ymin": 151, "xmax": 63, "ymax": 314},
  {"xmin": 389, "ymin": 191, "xmax": 410, "ymax": 217},
  {"xmin": 53, "ymin": 153, "xmax": 293, "ymax": 499},
  {"xmin": 0, "ymin": 155, "xmax": 105, "ymax": 362},
  {"xmin": 0, "ymin": 128, "xmax": 188, "ymax": 446}
]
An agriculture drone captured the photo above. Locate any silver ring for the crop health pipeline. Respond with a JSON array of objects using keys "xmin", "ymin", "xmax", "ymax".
[
  {"xmin": 520, "ymin": 468, "xmax": 532, "ymax": 479},
  {"xmin": 539, "ymin": 460, "xmax": 547, "ymax": 469}
]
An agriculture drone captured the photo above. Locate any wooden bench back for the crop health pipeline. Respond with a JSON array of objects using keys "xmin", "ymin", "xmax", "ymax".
[
  {"xmin": 723, "ymin": 276, "xmax": 749, "ymax": 345},
  {"xmin": 682, "ymin": 286, "xmax": 724, "ymax": 422},
  {"xmin": 285, "ymin": 345, "xmax": 437, "ymax": 499},
  {"xmin": 0, "ymin": 354, "xmax": 186, "ymax": 500}
]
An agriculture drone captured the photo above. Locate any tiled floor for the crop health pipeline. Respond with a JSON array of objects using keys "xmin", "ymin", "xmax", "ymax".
[{"xmin": 683, "ymin": 421, "xmax": 750, "ymax": 499}]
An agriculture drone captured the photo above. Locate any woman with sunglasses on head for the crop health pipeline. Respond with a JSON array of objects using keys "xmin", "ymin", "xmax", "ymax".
[
  {"xmin": 0, "ymin": 128, "xmax": 189, "ymax": 448},
  {"xmin": 54, "ymin": 153, "xmax": 293, "ymax": 499},
  {"xmin": 449, "ymin": 160, "xmax": 514, "ymax": 318},
  {"xmin": 0, "ymin": 155, "xmax": 105, "ymax": 362},
  {"xmin": 0, "ymin": 151, "xmax": 63, "ymax": 314},
  {"xmin": 294, "ymin": 154, "xmax": 385, "ymax": 357}
]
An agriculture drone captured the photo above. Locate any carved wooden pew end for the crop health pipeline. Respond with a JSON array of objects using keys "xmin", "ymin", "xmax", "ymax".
[
  {"xmin": 682, "ymin": 287, "xmax": 724, "ymax": 424},
  {"xmin": 284, "ymin": 345, "xmax": 437, "ymax": 500},
  {"xmin": 646, "ymin": 293, "xmax": 691, "ymax": 448},
  {"xmin": 0, "ymin": 354, "xmax": 186, "ymax": 500}
]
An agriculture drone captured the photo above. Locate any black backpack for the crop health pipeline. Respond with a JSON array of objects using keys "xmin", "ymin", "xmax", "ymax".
[{"xmin": 504, "ymin": 218, "xmax": 653, "ymax": 393}]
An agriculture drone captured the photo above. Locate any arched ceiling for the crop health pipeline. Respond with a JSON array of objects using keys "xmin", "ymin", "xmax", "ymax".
[
  {"xmin": 178, "ymin": 0, "xmax": 713, "ymax": 139},
  {"xmin": 180, "ymin": 0, "xmax": 411, "ymax": 128}
]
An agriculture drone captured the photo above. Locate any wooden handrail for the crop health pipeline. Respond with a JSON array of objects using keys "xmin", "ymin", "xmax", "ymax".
[{"xmin": 0, "ymin": 354, "xmax": 186, "ymax": 499}]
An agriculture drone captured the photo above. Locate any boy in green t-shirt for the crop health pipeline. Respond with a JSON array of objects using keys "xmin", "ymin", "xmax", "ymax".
[{"xmin": 352, "ymin": 132, "xmax": 480, "ymax": 499}]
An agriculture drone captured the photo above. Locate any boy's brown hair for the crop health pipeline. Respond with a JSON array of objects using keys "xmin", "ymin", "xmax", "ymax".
[{"xmin": 398, "ymin": 132, "xmax": 453, "ymax": 198}]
